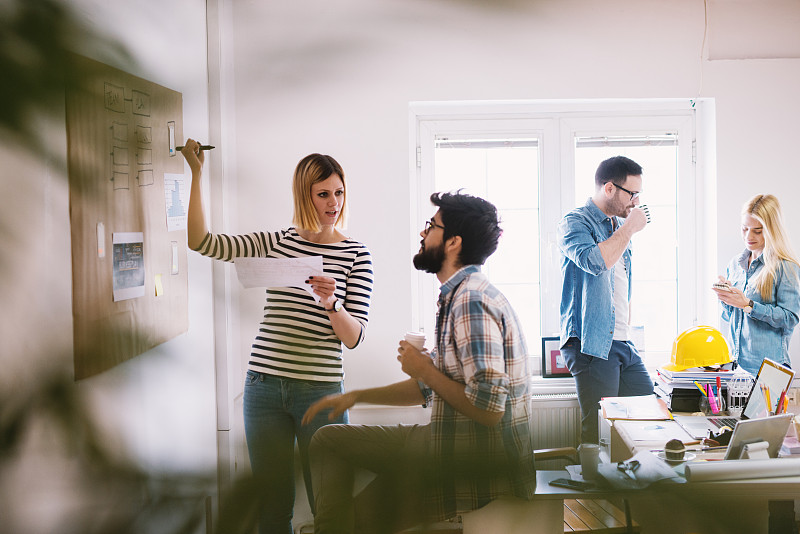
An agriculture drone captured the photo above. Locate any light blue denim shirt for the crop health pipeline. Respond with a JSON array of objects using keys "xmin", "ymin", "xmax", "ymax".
[
  {"xmin": 721, "ymin": 250, "xmax": 800, "ymax": 375},
  {"xmin": 558, "ymin": 198, "xmax": 632, "ymax": 359}
]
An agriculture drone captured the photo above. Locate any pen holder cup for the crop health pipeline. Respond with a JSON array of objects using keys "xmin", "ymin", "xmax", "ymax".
[{"xmin": 699, "ymin": 394, "xmax": 726, "ymax": 416}]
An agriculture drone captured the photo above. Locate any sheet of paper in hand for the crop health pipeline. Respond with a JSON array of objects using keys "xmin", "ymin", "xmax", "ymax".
[{"xmin": 234, "ymin": 256, "xmax": 324, "ymax": 300}]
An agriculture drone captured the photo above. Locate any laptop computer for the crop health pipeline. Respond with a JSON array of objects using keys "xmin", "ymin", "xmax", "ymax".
[{"xmin": 674, "ymin": 358, "xmax": 795, "ymax": 439}]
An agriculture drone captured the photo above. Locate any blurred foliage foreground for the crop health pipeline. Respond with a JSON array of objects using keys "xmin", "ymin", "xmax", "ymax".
[
  {"xmin": 0, "ymin": 1, "xmax": 261, "ymax": 533},
  {"xmin": 0, "ymin": 370, "xmax": 269, "ymax": 534}
]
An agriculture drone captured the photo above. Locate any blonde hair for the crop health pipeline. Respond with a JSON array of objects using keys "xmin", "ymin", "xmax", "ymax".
[
  {"xmin": 743, "ymin": 194, "xmax": 800, "ymax": 300},
  {"xmin": 291, "ymin": 153, "xmax": 347, "ymax": 232}
]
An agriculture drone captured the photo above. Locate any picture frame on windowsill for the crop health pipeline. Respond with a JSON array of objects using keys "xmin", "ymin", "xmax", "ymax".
[{"xmin": 541, "ymin": 336, "xmax": 571, "ymax": 378}]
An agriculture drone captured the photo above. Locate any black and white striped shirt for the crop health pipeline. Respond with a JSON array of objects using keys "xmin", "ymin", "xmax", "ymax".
[{"xmin": 194, "ymin": 227, "xmax": 373, "ymax": 382}]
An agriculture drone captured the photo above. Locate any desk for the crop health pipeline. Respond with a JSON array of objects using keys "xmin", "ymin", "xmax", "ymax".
[
  {"xmin": 597, "ymin": 416, "xmax": 800, "ymax": 534},
  {"xmin": 538, "ymin": 469, "xmax": 800, "ymax": 534}
]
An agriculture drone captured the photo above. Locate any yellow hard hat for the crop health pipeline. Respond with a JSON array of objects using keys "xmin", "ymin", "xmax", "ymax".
[{"xmin": 663, "ymin": 326, "xmax": 732, "ymax": 372}]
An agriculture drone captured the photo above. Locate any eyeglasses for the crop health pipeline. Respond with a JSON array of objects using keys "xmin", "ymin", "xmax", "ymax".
[
  {"xmin": 424, "ymin": 219, "xmax": 445, "ymax": 234},
  {"xmin": 611, "ymin": 182, "xmax": 641, "ymax": 201}
]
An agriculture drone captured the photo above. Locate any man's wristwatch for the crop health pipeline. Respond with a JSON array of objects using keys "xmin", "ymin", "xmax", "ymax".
[
  {"xmin": 743, "ymin": 299, "xmax": 754, "ymax": 314},
  {"xmin": 325, "ymin": 299, "xmax": 343, "ymax": 313}
]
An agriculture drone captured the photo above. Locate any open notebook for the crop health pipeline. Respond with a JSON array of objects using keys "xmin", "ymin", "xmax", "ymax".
[{"xmin": 674, "ymin": 358, "xmax": 794, "ymax": 439}]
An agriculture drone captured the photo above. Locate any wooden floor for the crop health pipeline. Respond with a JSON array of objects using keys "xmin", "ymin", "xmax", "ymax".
[
  {"xmin": 563, "ymin": 499, "xmax": 639, "ymax": 533},
  {"xmin": 398, "ymin": 499, "xmax": 640, "ymax": 534}
]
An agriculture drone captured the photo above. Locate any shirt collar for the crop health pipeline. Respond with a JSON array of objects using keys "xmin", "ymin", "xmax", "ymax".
[
  {"xmin": 737, "ymin": 248, "xmax": 763, "ymax": 270},
  {"xmin": 438, "ymin": 265, "xmax": 481, "ymax": 299},
  {"xmin": 585, "ymin": 197, "xmax": 617, "ymax": 225}
]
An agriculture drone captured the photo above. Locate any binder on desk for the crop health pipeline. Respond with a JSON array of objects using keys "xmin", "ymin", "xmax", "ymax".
[{"xmin": 600, "ymin": 394, "xmax": 672, "ymax": 420}]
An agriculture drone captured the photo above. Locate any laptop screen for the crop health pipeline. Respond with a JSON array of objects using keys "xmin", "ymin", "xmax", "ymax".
[{"xmin": 741, "ymin": 358, "xmax": 795, "ymax": 419}]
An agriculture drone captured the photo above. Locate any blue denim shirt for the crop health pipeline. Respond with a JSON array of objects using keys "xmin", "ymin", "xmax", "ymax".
[
  {"xmin": 721, "ymin": 250, "xmax": 800, "ymax": 375},
  {"xmin": 558, "ymin": 198, "xmax": 632, "ymax": 359}
]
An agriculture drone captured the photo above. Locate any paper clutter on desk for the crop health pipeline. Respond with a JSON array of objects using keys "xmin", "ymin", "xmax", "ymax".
[
  {"xmin": 599, "ymin": 394, "xmax": 672, "ymax": 421},
  {"xmin": 685, "ymin": 457, "xmax": 800, "ymax": 482},
  {"xmin": 597, "ymin": 451, "xmax": 683, "ymax": 490}
]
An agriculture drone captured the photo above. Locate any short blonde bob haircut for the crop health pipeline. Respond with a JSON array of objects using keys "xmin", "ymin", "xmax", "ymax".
[
  {"xmin": 743, "ymin": 194, "xmax": 800, "ymax": 300},
  {"xmin": 292, "ymin": 153, "xmax": 346, "ymax": 232}
]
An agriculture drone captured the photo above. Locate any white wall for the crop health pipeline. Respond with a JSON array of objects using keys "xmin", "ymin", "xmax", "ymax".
[
  {"xmin": 0, "ymin": 1, "xmax": 219, "ymax": 529},
  {"xmin": 226, "ymin": 0, "xmax": 800, "ymax": 389}
]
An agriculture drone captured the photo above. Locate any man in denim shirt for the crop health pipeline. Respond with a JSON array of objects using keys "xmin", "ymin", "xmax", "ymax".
[{"xmin": 558, "ymin": 156, "xmax": 654, "ymax": 444}]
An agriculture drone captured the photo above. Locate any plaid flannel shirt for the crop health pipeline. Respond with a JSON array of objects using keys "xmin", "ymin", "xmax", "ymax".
[{"xmin": 419, "ymin": 265, "xmax": 536, "ymax": 521}]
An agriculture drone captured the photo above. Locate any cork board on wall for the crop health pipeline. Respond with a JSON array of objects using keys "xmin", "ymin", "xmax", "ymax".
[{"xmin": 65, "ymin": 55, "xmax": 188, "ymax": 379}]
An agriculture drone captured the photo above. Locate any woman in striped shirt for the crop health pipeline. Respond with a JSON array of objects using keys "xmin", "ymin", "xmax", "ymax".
[{"xmin": 181, "ymin": 139, "xmax": 373, "ymax": 534}]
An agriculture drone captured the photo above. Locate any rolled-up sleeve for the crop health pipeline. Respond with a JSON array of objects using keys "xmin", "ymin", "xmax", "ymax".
[
  {"xmin": 558, "ymin": 214, "xmax": 607, "ymax": 276},
  {"xmin": 453, "ymin": 293, "xmax": 508, "ymax": 413},
  {"xmin": 751, "ymin": 262, "xmax": 800, "ymax": 331}
]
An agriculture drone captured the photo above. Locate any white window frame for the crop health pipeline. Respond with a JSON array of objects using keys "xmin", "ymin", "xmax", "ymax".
[{"xmin": 409, "ymin": 99, "xmax": 718, "ymax": 390}]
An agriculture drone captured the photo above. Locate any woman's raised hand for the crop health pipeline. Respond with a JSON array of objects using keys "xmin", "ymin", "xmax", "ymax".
[{"xmin": 180, "ymin": 138, "xmax": 205, "ymax": 174}]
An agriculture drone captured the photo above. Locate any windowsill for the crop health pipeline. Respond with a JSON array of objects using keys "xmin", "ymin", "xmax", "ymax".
[
  {"xmin": 530, "ymin": 375, "xmax": 577, "ymax": 395},
  {"xmin": 531, "ymin": 367, "xmax": 661, "ymax": 396}
]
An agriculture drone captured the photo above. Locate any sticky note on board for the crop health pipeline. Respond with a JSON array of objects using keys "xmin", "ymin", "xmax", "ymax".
[{"xmin": 97, "ymin": 222, "xmax": 105, "ymax": 258}]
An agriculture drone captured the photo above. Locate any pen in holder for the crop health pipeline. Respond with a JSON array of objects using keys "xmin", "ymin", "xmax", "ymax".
[
  {"xmin": 640, "ymin": 204, "xmax": 652, "ymax": 223},
  {"xmin": 700, "ymin": 389, "xmax": 726, "ymax": 415}
]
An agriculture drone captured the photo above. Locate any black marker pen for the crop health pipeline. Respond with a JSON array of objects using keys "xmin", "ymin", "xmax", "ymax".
[{"xmin": 176, "ymin": 145, "xmax": 215, "ymax": 151}]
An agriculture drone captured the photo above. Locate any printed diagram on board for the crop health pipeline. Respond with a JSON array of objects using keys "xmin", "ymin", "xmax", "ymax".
[
  {"xmin": 112, "ymin": 232, "xmax": 145, "ymax": 302},
  {"xmin": 164, "ymin": 173, "xmax": 189, "ymax": 232},
  {"xmin": 105, "ymin": 82, "xmax": 154, "ymax": 190}
]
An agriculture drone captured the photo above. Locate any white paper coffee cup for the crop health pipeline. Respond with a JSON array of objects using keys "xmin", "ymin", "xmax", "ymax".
[
  {"xmin": 404, "ymin": 331, "xmax": 426, "ymax": 351},
  {"xmin": 578, "ymin": 443, "xmax": 601, "ymax": 481}
]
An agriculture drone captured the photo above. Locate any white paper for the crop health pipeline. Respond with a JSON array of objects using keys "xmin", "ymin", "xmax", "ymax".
[
  {"xmin": 615, "ymin": 419, "xmax": 694, "ymax": 443},
  {"xmin": 234, "ymin": 256, "xmax": 324, "ymax": 300},
  {"xmin": 685, "ymin": 457, "xmax": 800, "ymax": 482}
]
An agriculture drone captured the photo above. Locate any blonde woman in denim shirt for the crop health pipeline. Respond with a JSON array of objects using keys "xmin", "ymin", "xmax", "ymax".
[{"xmin": 714, "ymin": 194, "xmax": 800, "ymax": 376}]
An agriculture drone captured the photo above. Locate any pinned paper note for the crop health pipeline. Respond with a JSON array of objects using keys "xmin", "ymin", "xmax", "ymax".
[
  {"xmin": 112, "ymin": 232, "xmax": 145, "ymax": 302},
  {"xmin": 170, "ymin": 241, "xmax": 179, "ymax": 275},
  {"xmin": 155, "ymin": 273, "xmax": 163, "ymax": 296},
  {"xmin": 234, "ymin": 256, "xmax": 325, "ymax": 300}
]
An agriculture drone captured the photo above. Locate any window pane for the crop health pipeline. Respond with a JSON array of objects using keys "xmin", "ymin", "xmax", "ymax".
[
  {"xmin": 434, "ymin": 147, "xmax": 486, "ymax": 195},
  {"xmin": 486, "ymin": 148, "xmax": 539, "ymax": 209},
  {"xmin": 631, "ymin": 280, "xmax": 678, "ymax": 361},
  {"xmin": 495, "ymin": 282, "xmax": 541, "ymax": 358},
  {"xmin": 487, "ymin": 209, "xmax": 539, "ymax": 283},
  {"xmin": 632, "ymin": 204, "xmax": 676, "ymax": 281},
  {"xmin": 434, "ymin": 142, "xmax": 541, "ymax": 368}
]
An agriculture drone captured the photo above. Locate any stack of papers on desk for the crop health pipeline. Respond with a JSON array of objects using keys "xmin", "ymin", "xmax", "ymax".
[
  {"xmin": 657, "ymin": 366, "xmax": 735, "ymax": 383},
  {"xmin": 600, "ymin": 395, "xmax": 672, "ymax": 420},
  {"xmin": 654, "ymin": 366, "xmax": 735, "ymax": 411}
]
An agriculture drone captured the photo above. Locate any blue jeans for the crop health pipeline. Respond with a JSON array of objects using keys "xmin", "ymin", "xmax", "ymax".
[
  {"xmin": 561, "ymin": 338, "xmax": 654, "ymax": 444},
  {"xmin": 244, "ymin": 371, "xmax": 348, "ymax": 534}
]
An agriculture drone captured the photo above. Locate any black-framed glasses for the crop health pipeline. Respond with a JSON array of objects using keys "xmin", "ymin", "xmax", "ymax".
[
  {"xmin": 611, "ymin": 182, "xmax": 641, "ymax": 201},
  {"xmin": 424, "ymin": 219, "xmax": 445, "ymax": 234}
]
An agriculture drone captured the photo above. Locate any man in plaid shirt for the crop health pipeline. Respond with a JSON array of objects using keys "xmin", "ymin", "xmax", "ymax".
[{"xmin": 303, "ymin": 192, "xmax": 535, "ymax": 534}]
